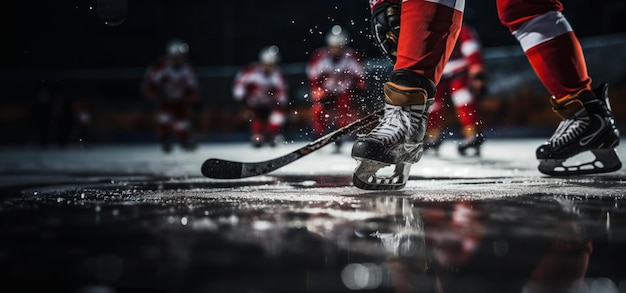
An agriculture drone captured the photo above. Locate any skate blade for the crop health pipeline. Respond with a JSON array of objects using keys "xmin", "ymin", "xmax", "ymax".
[
  {"xmin": 458, "ymin": 145, "xmax": 481, "ymax": 157},
  {"xmin": 352, "ymin": 159, "xmax": 412, "ymax": 190},
  {"xmin": 538, "ymin": 148, "xmax": 622, "ymax": 176}
]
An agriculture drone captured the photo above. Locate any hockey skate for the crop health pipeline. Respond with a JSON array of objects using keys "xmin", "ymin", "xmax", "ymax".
[
  {"xmin": 458, "ymin": 127, "xmax": 485, "ymax": 157},
  {"xmin": 181, "ymin": 138, "xmax": 197, "ymax": 152},
  {"xmin": 333, "ymin": 139, "xmax": 343, "ymax": 154},
  {"xmin": 161, "ymin": 137, "xmax": 173, "ymax": 153},
  {"xmin": 352, "ymin": 70, "xmax": 435, "ymax": 190},
  {"xmin": 267, "ymin": 134, "xmax": 284, "ymax": 148},
  {"xmin": 536, "ymin": 82, "xmax": 622, "ymax": 175},
  {"xmin": 424, "ymin": 129, "xmax": 444, "ymax": 155},
  {"xmin": 251, "ymin": 134, "xmax": 264, "ymax": 148}
]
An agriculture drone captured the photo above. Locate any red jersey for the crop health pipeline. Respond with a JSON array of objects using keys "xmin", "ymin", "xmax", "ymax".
[
  {"xmin": 306, "ymin": 47, "xmax": 366, "ymax": 101},
  {"xmin": 442, "ymin": 24, "xmax": 485, "ymax": 78},
  {"xmin": 144, "ymin": 57, "xmax": 198, "ymax": 102},
  {"xmin": 233, "ymin": 63, "xmax": 288, "ymax": 108}
]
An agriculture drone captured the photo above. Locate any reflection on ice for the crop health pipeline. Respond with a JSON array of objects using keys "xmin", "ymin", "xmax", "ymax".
[
  {"xmin": 341, "ymin": 263, "xmax": 383, "ymax": 290},
  {"xmin": 0, "ymin": 140, "xmax": 624, "ymax": 292}
]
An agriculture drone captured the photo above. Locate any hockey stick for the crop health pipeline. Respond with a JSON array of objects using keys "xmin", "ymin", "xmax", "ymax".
[{"xmin": 201, "ymin": 110, "xmax": 383, "ymax": 179}]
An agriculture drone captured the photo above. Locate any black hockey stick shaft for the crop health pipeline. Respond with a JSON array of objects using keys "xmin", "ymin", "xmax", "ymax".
[{"xmin": 201, "ymin": 109, "xmax": 383, "ymax": 179}]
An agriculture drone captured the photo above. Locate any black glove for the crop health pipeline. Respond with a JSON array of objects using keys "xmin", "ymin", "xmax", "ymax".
[{"xmin": 370, "ymin": 1, "xmax": 401, "ymax": 63}]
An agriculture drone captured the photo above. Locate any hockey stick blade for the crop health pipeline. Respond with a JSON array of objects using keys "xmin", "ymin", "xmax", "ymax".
[{"xmin": 201, "ymin": 110, "xmax": 383, "ymax": 179}]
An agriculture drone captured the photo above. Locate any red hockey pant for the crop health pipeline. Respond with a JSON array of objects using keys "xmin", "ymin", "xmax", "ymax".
[
  {"xmin": 250, "ymin": 108, "xmax": 284, "ymax": 137},
  {"xmin": 396, "ymin": 0, "xmax": 590, "ymax": 99}
]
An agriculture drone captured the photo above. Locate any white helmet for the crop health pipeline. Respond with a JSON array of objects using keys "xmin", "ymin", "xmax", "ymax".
[
  {"xmin": 326, "ymin": 25, "xmax": 349, "ymax": 46},
  {"xmin": 259, "ymin": 45, "xmax": 280, "ymax": 64},
  {"xmin": 167, "ymin": 38, "xmax": 189, "ymax": 56}
]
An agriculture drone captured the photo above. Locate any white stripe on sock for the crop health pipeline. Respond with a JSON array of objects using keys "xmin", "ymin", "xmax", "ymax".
[
  {"xmin": 513, "ymin": 11, "xmax": 573, "ymax": 52},
  {"xmin": 424, "ymin": 0, "xmax": 465, "ymax": 12}
]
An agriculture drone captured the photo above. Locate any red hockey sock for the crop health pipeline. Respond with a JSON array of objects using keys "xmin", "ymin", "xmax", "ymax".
[
  {"xmin": 525, "ymin": 32, "xmax": 591, "ymax": 100},
  {"xmin": 312, "ymin": 104, "xmax": 327, "ymax": 136}
]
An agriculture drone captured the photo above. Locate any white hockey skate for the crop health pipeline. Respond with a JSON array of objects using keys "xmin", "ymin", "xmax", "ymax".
[
  {"xmin": 536, "ymin": 82, "xmax": 622, "ymax": 175},
  {"xmin": 352, "ymin": 70, "xmax": 435, "ymax": 190}
]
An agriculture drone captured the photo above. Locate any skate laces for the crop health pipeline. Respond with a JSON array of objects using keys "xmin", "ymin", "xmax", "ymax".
[
  {"xmin": 548, "ymin": 109, "xmax": 589, "ymax": 147},
  {"xmin": 369, "ymin": 104, "xmax": 423, "ymax": 145}
]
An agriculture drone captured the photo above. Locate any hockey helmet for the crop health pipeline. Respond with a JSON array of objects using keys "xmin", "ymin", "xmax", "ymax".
[
  {"xmin": 167, "ymin": 38, "xmax": 189, "ymax": 56},
  {"xmin": 326, "ymin": 25, "xmax": 349, "ymax": 47},
  {"xmin": 259, "ymin": 45, "xmax": 280, "ymax": 64}
]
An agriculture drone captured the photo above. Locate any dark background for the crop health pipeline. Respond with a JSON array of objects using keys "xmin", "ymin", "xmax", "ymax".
[
  {"xmin": 1, "ymin": 0, "xmax": 626, "ymax": 145},
  {"xmin": 3, "ymin": 0, "xmax": 626, "ymax": 69}
]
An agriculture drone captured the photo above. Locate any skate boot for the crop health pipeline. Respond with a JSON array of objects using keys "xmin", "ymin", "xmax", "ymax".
[
  {"xmin": 536, "ymin": 82, "xmax": 622, "ymax": 175},
  {"xmin": 424, "ymin": 128, "xmax": 444, "ymax": 155},
  {"xmin": 268, "ymin": 135, "xmax": 277, "ymax": 148},
  {"xmin": 268, "ymin": 134, "xmax": 284, "ymax": 148},
  {"xmin": 351, "ymin": 70, "xmax": 435, "ymax": 190},
  {"xmin": 457, "ymin": 126, "xmax": 485, "ymax": 157},
  {"xmin": 181, "ymin": 138, "xmax": 197, "ymax": 152},
  {"xmin": 333, "ymin": 137, "xmax": 344, "ymax": 154},
  {"xmin": 251, "ymin": 133, "xmax": 264, "ymax": 148},
  {"xmin": 161, "ymin": 137, "xmax": 173, "ymax": 153}
]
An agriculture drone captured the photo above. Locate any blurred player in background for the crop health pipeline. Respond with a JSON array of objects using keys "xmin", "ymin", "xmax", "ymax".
[
  {"xmin": 74, "ymin": 97, "xmax": 92, "ymax": 148},
  {"xmin": 425, "ymin": 23, "xmax": 488, "ymax": 156},
  {"xmin": 33, "ymin": 86, "xmax": 92, "ymax": 149},
  {"xmin": 307, "ymin": 25, "xmax": 367, "ymax": 153},
  {"xmin": 52, "ymin": 94, "xmax": 75, "ymax": 148},
  {"xmin": 33, "ymin": 87, "xmax": 54, "ymax": 148},
  {"xmin": 142, "ymin": 38, "xmax": 199, "ymax": 153},
  {"xmin": 233, "ymin": 45, "xmax": 288, "ymax": 148}
]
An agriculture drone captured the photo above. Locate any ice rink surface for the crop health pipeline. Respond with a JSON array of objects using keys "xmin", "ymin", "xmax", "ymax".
[{"xmin": 1, "ymin": 138, "xmax": 625, "ymax": 293}]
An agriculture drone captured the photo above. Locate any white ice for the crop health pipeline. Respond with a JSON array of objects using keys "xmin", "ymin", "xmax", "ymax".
[{"xmin": 0, "ymin": 138, "xmax": 624, "ymax": 200}]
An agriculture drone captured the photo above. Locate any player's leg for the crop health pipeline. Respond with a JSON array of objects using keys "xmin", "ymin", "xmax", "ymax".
[
  {"xmin": 498, "ymin": 0, "xmax": 621, "ymax": 175},
  {"xmin": 267, "ymin": 108, "xmax": 286, "ymax": 147},
  {"xmin": 448, "ymin": 74, "xmax": 484, "ymax": 156},
  {"xmin": 425, "ymin": 79, "xmax": 448, "ymax": 154},
  {"xmin": 172, "ymin": 103, "xmax": 196, "ymax": 151},
  {"xmin": 312, "ymin": 102, "xmax": 328, "ymax": 139},
  {"xmin": 157, "ymin": 103, "xmax": 173, "ymax": 153},
  {"xmin": 334, "ymin": 92, "xmax": 355, "ymax": 153},
  {"xmin": 249, "ymin": 109, "xmax": 267, "ymax": 148},
  {"xmin": 352, "ymin": 0, "xmax": 465, "ymax": 190},
  {"xmin": 172, "ymin": 119, "xmax": 192, "ymax": 149}
]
